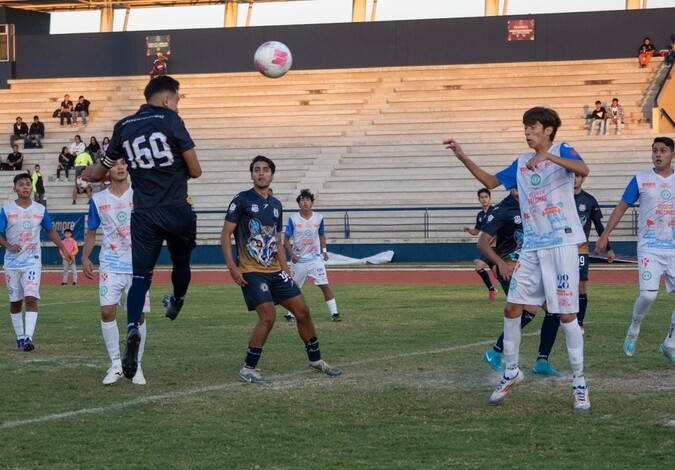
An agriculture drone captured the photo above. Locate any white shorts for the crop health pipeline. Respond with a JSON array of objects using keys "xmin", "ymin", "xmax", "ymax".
[
  {"xmin": 637, "ymin": 249, "xmax": 675, "ymax": 293},
  {"xmin": 5, "ymin": 267, "xmax": 42, "ymax": 302},
  {"xmin": 289, "ymin": 259, "xmax": 329, "ymax": 288},
  {"xmin": 99, "ymin": 271, "xmax": 151, "ymax": 312},
  {"xmin": 507, "ymin": 245, "xmax": 579, "ymax": 314}
]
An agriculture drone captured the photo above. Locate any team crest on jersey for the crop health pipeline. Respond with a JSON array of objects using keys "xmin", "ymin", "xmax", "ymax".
[
  {"xmin": 117, "ymin": 212, "xmax": 128, "ymax": 222},
  {"xmin": 642, "ymin": 271, "xmax": 652, "ymax": 280},
  {"xmin": 22, "ymin": 221, "xmax": 31, "ymax": 229},
  {"xmin": 578, "ymin": 204, "xmax": 586, "ymax": 212},
  {"xmin": 251, "ymin": 204, "xmax": 259, "ymax": 213},
  {"xmin": 530, "ymin": 174, "xmax": 542, "ymax": 186},
  {"xmin": 661, "ymin": 190, "xmax": 671, "ymax": 200},
  {"xmin": 228, "ymin": 202, "xmax": 236, "ymax": 213},
  {"xmin": 514, "ymin": 215, "xmax": 522, "ymax": 224},
  {"xmin": 487, "ymin": 215, "xmax": 494, "ymax": 222}
]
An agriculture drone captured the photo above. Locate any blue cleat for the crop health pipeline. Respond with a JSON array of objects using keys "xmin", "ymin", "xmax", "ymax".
[
  {"xmin": 623, "ymin": 333, "xmax": 639, "ymax": 357},
  {"xmin": 483, "ymin": 349, "xmax": 504, "ymax": 372},
  {"xmin": 659, "ymin": 343, "xmax": 675, "ymax": 363},
  {"xmin": 532, "ymin": 358, "xmax": 561, "ymax": 377}
]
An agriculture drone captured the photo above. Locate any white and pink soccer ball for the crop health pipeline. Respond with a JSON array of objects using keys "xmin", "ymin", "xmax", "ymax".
[{"xmin": 254, "ymin": 41, "xmax": 293, "ymax": 79}]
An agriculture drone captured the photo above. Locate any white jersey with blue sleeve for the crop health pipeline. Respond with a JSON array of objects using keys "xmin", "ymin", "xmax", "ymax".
[
  {"xmin": 0, "ymin": 201, "xmax": 52, "ymax": 269},
  {"xmin": 496, "ymin": 142, "xmax": 586, "ymax": 251},
  {"xmin": 87, "ymin": 187, "xmax": 133, "ymax": 273},
  {"xmin": 284, "ymin": 211, "xmax": 324, "ymax": 263},
  {"xmin": 621, "ymin": 169, "xmax": 675, "ymax": 251}
]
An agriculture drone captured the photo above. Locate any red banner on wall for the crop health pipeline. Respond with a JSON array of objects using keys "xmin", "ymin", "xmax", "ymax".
[{"xmin": 507, "ymin": 19, "xmax": 535, "ymax": 41}]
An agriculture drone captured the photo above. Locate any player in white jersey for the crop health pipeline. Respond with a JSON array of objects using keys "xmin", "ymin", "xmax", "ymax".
[
  {"xmin": 283, "ymin": 189, "xmax": 341, "ymax": 322},
  {"xmin": 82, "ymin": 159, "xmax": 150, "ymax": 385},
  {"xmin": 595, "ymin": 137, "xmax": 675, "ymax": 363},
  {"xmin": 0, "ymin": 173, "xmax": 73, "ymax": 352},
  {"xmin": 445, "ymin": 107, "xmax": 591, "ymax": 411}
]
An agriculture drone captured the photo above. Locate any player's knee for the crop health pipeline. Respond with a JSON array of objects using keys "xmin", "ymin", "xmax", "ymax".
[
  {"xmin": 639, "ymin": 290, "xmax": 658, "ymax": 303},
  {"xmin": 100, "ymin": 306, "xmax": 116, "ymax": 322},
  {"xmin": 504, "ymin": 302, "xmax": 522, "ymax": 318}
]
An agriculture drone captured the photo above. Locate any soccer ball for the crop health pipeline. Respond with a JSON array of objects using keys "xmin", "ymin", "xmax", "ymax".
[{"xmin": 254, "ymin": 41, "xmax": 293, "ymax": 79}]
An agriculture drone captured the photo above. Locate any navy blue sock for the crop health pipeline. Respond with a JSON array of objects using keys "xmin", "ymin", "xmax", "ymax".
[
  {"xmin": 304, "ymin": 336, "xmax": 321, "ymax": 363},
  {"xmin": 127, "ymin": 273, "xmax": 152, "ymax": 333},
  {"xmin": 494, "ymin": 310, "xmax": 536, "ymax": 352},
  {"xmin": 537, "ymin": 312, "xmax": 560, "ymax": 360},
  {"xmin": 171, "ymin": 257, "xmax": 191, "ymax": 301},
  {"xmin": 578, "ymin": 294, "xmax": 588, "ymax": 326},
  {"xmin": 244, "ymin": 346, "xmax": 263, "ymax": 369},
  {"xmin": 477, "ymin": 269, "xmax": 495, "ymax": 290}
]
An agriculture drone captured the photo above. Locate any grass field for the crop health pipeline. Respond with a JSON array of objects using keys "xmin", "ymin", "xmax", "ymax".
[{"xmin": 0, "ymin": 281, "xmax": 673, "ymax": 469}]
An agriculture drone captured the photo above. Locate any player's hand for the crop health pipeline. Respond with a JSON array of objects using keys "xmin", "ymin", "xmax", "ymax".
[
  {"xmin": 526, "ymin": 153, "xmax": 549, "ymax": 170},
  {"xmin": 606, "ymin": 249, "xmax": 616, "ymax": 263},
  {"xmin": 82, "ymin": 258, "xmax": 95, "ymax": 279},
  {"xmin": 323, "ymin": 252, "xmax": 329, "ymax": 261},
  {"xmin": 497, "ymin": 261, "xmax": 514, "ymax": 280},
  {"xmin": 462, "ymin": 226, "xmax": 470, "ymax": 233},
  {"xmin": 65, "ymin": 253, "xmax": 75, "ymax": 264},
  {"xmin": 6, "ymin": 244, "xmax": 20, "ymax": 253},
  {"xmin": 443, "ymin": 138, "xmax": 466, "ymax": 159},
  {"xmin": 228, "ymin": 265, "xmax": 247, "ymax": 287},
  {"xmin": 291, "ymin": 254, "xmax": 299, "ymax": 264},
  {"xmin": 594, "ymin": 236, "xmax": 607, "ymax": 255}
]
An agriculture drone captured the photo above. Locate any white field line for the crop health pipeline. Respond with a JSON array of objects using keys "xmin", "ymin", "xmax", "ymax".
[
  {"xmin": 0, "ymin": 333, "xmax": 539, "ymax": 430},
  {"xmin": 39, "ymin": 300, "xmax": 88, "ymax": 307}
]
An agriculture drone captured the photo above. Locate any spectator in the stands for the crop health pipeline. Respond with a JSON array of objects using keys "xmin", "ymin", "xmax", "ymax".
[
  {"xmin": 605, "ymin": 98, "xmax": 624, "ymax": 136},
  {"xmin": 1, "ymin": 145, "xmax": 23, "ymax": 171},
  {"xmin": 72, "ymin": 174, "xmax": 92, "ymax": 205},
  {"xmin": 57, "ymin": 146, "xmax": 74, "ymax": 181},
  {"xmin": 73, "ymin": 95, "xmax": 91, "ymax": 128},
  {"xmin": 60, "ymin": 94, "xmax": 74, "ymax": 127},
  {"xmin": 665, "ymin": 33, "xmax": 675, "ymax": 67},
  {"xmin": 88, "ymin": 136, "xmax": 102, "ymax": 161},
  {"xmin": 68, "ymin": 134, "xmax": 85, "ymax": 157},
  {"xmin": 26, "ymin": 116, "xmax": 45, "ymax": 149},
  {"xmin": 588, "ymin": 100, "xmax": 607, "ymax": 136},
  {"xmin": 10, "ymin": 117, "xmax": 28, "ymax": 147},
  {"xmin": 101, "ymin": 136, "xmax": 110, "ymax": 156},
  {"xmin": 74, "ymin": 148, "xmax": 93, "ymax": 181},
  {"xmin": 638, "ymin": 37, "xmax": 656, "ymax": 68}
]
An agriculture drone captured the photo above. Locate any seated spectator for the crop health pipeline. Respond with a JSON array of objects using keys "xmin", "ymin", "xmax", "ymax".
[
  {"xmin": 74, "ymin": 149, "xmax": 94, "ymax": 181},
  {"xmin": 60, "ymin": 94, "xmax": 74, "ymax": 127},
  {"xmin": 101, "ymin": 136, "xmax": 110, "ymax": 156},
  {"xmin": 68, "ymin": 134, "xmax": 86, "ymax": 157},
  {"xmin": 638, "ymin": 37, "xmax": 656, "ymax": 68},
  {"xmin": 72, "ymin": 174, "xmax": 93, "ymax": 205},
  {"xmin": 10, "ymin": 116, "xmax": 28, "ymax": 147},
  {"xmin": 57, "ymin": 146, "xmax": 74, "ymax": 181},
  {"xmin": 73, "ymin": 95, "xmax": 91, "ymax": 128},
  {"xmin": 150, "ymin": 52, "xmax": 169, "ymax": 78},
  {"xmin": 605, "ymin": 97, "xmax": 624, "ymax": 136},
  {"xmin": 26, "ymin": 115, "xmax": 45, "ymax": 149},
  {"xmin": 666, "ymin": 33, "xmax": 675, "ymax": 67},
  {"xmin": 588, "ymin": 101, "xmax": 607, "ymax": 136},
  {"xmin": 88, "ymin": 136, "xmax": 102, "ymax": 161},
  {"xmin": 1, "ymin": 144, "xmax": 23, "ymax": 171}
]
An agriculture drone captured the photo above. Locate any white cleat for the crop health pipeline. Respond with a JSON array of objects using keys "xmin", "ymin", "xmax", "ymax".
[
  {"xmin": 103, "ymin": 364, "xmax": 124, "ymax": 385},
  {"xmin": 573, "ymin": 385, "xmax": 591, "ymax": 412},
  {"xmin": 488, "ymin": 369, "xmax": 524, "ymax": 405},
  {"xmin": 132, "ymin": 367, "xmax": 146, "ymax": 385}
]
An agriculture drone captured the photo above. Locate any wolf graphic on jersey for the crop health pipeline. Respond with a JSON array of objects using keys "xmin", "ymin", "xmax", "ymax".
[{"xmin": 247, "ymin": 218, "xmax": 278, "ymax": 268}]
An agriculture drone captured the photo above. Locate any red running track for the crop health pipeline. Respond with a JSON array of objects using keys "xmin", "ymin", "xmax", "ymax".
[{"xmin": 42, "ymin": 268, "xmax": 638, "ymax": 286}]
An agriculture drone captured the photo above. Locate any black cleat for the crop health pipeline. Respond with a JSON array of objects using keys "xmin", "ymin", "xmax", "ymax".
[
  {"xmin": 163, "ymin": 294, "xmax": 184, "ymax": 321},
  {"xmin": 331, "ymin": 313, "xmax": 342, "ymax": 322},
  {"xmin": 122, "ymin": 328, "xmax": 141, "ymax": 379}
]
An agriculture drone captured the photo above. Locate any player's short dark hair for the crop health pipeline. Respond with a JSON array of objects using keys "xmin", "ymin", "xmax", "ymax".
[
  {"xmin": 477, "ymin": 188, "xmax": 491, "ymax": 198},
  {"xmin": 13, "ymin": 173, "xmax": 31, "ymax": 185},
  {"xmin": 523, "ymin": 107, "xmax": 561, "ymax": 141},
  {"xmin": 296, "ymin": 188, "xmax": 314, "ymax": 204},
  {"xmin": 144, "ymin": 75, "xmax": 180, "ymax": 101},
  {"xmin": 250, "ymin": 155, "xmax": 276, "ymax": 174},
  {"xmin": 595, "ymin": 100, "xmax": 601, "ymax": 105},
  {"xmin": 653, "ymin": 136, "xmax": 675, "ymax": 151},
  {"xmin": 612, "ymin": 97, "xmax": 618, "ymax": 102}
]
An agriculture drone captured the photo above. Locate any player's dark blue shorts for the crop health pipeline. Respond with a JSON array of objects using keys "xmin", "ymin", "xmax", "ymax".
[
  {"xmin": 578, "ymin": 253, "xmax": 590, "ymax": 282},
  {"xmin": 241, "ymin": 271, "xmax": 302, "ymax": 311},
  {"xmin": 131, "ymin": 201, "xmax": 197, "ymax": 275}
]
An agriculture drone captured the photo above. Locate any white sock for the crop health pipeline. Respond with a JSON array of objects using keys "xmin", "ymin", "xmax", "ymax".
[
  {"xmin": 665, "ymin": 308, "xmax": 675, "ymax": 348},
  {"xmin": 101, "ymin": 320, "xmax": 121, "ymax": 366},
  {"xmin": 326, "ymin": 298, "xmax": 338, "ymax": 315},
  {"xmin": 503, "ymin": 316, "xmax": 521, "ymax": 378},
  {"xmin": 561, "ymin": 318, "xmax": 585, "ymax": 387},
  {"xmin": 10, "ymin": 312, "xmax": 24, "ymax": 339},
  {"xmin": 138, "ymin": 321, "xmax": 147, "ymax": 367},
  {"xmin": 286, "ymin": 311, "xmax": 295, "ymax": 318},
  {"xmin": 24, "ymin": 311, "xmax": 38, "ymax": 339},
  {"xmin": 629, "ymin": 291, "xmax": 657, "ymax": 335}
]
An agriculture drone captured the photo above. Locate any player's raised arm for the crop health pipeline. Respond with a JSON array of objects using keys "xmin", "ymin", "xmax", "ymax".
[{"xmin": 444, "ymin": 138, "xmax": 500, "ymax": 189}]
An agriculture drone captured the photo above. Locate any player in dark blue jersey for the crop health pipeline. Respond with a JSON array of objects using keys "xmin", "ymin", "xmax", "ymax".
[
  {"xmin": 83, "ymin": 76, "xmax": 202, "ymax": 380},
  {"xmin": 463, "ymin": 188, "xmax": 498, "ymax": 303},
  {"xmin": 221, "ymin": 155, "xmax": 341, "ymax": 384}
]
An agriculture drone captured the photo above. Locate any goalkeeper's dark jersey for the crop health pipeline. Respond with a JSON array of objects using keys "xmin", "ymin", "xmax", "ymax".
[{"xmin": 107, "ymin": 103, "xmax": 194, "ymax": 209}]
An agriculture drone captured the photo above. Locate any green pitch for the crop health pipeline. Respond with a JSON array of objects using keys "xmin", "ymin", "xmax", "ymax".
[{"xmin": 0, "ymin": 284, "xmax": 673, "ymax": 468}]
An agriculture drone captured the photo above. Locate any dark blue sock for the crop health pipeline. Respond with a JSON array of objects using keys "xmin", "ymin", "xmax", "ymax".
[
  {"xmin": 578, "ymin": 294, "xmax": 588, "ymax": 326},
  {"xmin": 171, "ymin": 257, "xmax": 191, "ymax": 301},
  {"xmin": 477, "ymin": 269, "xmax": 495, "ymax": 290},
  {"xmin": 127, "ymin": 273, "xmax": 152, "ymax": 334},
  {"xmin": 537, "ymin": 312, "xmax": 560, "ymax": 360},
  {"xmin": 244, "ymin": 346, "xmax": 263, "ymax": 369},
  {"xmin": 304, "ymin": 336, "xmax": 321, "ymax": 363},
  {"xmin": 494, "ymin": 310, "xmax": 536, "ymax": 352}
]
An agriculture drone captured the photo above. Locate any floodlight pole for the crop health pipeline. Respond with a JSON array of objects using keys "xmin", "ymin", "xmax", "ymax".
[
  {"xmin": 225, "ymin": 0, "xmax": 239, "ymax": 27},
  {"xmin": 352, "ymin": 0, "xmax": 366, "ymax": 22},
  {"xmin": 99, "ymin": 0, "xmax": 114, "ymax": 32}
]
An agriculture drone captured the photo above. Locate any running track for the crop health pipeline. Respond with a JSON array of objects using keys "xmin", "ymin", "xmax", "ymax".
[{"xmin": 43, "ymin": 268, "xmax": 639, "ymax": 286}]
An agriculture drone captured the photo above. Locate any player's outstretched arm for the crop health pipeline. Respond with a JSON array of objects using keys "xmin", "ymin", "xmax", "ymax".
[
  {"xmin": 444, "ymin": 138, "xmax": 500, "ymax": 189},
  {"xmin": 595, "ymin": 201, "xmax": 630, "ymax": 254},
  {"xmin": 183, "ymin": 148, "xmax": 202, "ymax": 179},
  {"xmin": 82, "ymin": 162, "xmax": 109, "ymax": 183},
  {"xmin": 221, "ymin": 220, "xmax": 246, "ymax": 286},
  {"xmin": 47, "ymin": 228, "xmax": 74, "ymax": 263},
  {"xmin": 81, "ymin": 229, "xmax": 97, "ymax": 279}
]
